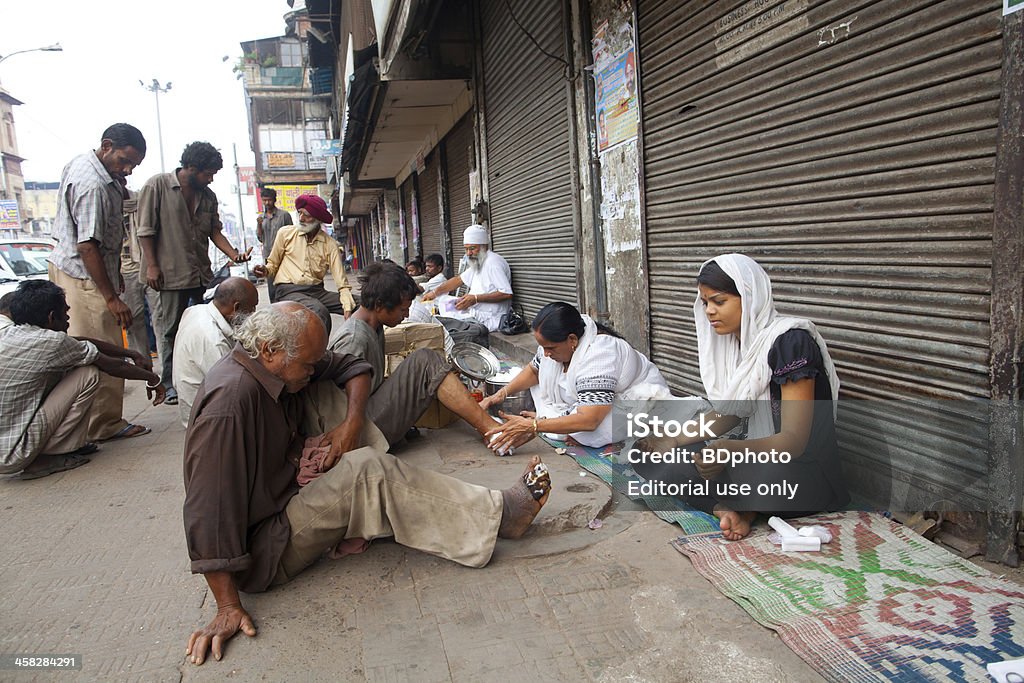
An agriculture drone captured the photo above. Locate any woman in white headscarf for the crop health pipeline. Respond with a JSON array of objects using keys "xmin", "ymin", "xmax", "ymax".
[
  {"xmin": 482, "ymin": 302, "xmax": 671, "ymax": 449},
  {"xmin": 633, "ymin": 254, "xmax": 849, "ymax": 540}
]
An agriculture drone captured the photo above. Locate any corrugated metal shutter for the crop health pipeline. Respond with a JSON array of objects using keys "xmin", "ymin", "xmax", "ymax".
[
  {"xmin": 418, "ymin": 152, "xmax": 444, "ymax": 260},
  {"xmin": 444, "ymin": 114, "xmax": 474, "ymax": 275},
  {"xmin": 480, "ymin": 0, "xmax": 578, "ymax": 318},
  {"xmin": 638, "ymin": 0, "xmax": 1002, "ymax": 511}
]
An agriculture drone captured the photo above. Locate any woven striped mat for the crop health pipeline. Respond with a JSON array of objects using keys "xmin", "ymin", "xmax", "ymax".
[
  {"xmin": 671, "ymin": 510, "xmax": 1024, "ymax": 682},
  {"xmin": 538, "ymin": 434, "xmax": 721, "ymax": 535}
]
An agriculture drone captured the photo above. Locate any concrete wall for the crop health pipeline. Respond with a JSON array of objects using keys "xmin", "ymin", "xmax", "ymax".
[{"xmin": 573, "ymin": 0, "xmax": 649, "ymax": 352}]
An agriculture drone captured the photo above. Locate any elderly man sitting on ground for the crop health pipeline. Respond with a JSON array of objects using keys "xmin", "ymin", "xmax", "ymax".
[
  {"xmin": 422, "ymin": 225, "xmax": 513, "ymax": 346},
  {"xmin": 172, "ymin": 277, "xmax": 259, "ymax": 427},
  {"xmin": 182, "ymin": 302, "xmax": 551, "ymax": 665},
  {"xmin": 331, "ymin": 262, "xmax": 506, "ymax": 450},
  {"xmin": 0, "ymin": 281, "xmax": 165, "ymax": 480},
  {"xmin": 253, "ymin": 194, "xmax": 355, "ymax": 333}
]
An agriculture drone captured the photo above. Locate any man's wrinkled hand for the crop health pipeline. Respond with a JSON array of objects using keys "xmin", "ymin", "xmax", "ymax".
[
  {"xmin": 421, "ymin": 290, "xmax": 437, "ymax": 302},
  {"xmin": 107, "ymin": 296, "xmax": 133, "ymax": 329},
  {"xmin": 322, "ymin": 419, "xmax": 361, "ymax": 470},
  {"xmin": 253, "ymin": 264, "xmax": 268, "ymax": 278},
  {"xmin": 234, "ymin": 247, "xmax": 253, "ymax": 263},
  {"xmin": 186, "ymin": 604, "xmax": 256, "ymax": 665},
  {"xmin": 454, "ymin": 295, "xmax": 474, "ymax": 311},
  {"xmin": 146, "ymin": 265, "xmax": 163, "ymax": 290}
]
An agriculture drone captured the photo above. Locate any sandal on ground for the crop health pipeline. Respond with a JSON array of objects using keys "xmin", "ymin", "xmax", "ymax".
[
  {"xmin": 17, "ymin": 453, "xmax": 91, "ymax": 480},
  {"xmin": 164, "ymin": 388, "xmax": 178, "ymax": 406},
  {"xmin": 103, "ymin": 423, "xmax": 152, "ymax": 441}
]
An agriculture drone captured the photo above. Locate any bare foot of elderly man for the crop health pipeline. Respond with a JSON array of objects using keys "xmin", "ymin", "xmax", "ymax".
[{"xmin": 498, "ymin": 455, "xmax": 552, "ymax": 539}]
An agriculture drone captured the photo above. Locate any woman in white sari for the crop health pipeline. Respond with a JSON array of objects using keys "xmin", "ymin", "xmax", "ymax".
[
  {"xmin": 633, "ymin": 254, "xmax": 849, "ymax": 540},
  {"xmin": 482, "ymin": 302, "xmax": 670, "ymax": 450}
]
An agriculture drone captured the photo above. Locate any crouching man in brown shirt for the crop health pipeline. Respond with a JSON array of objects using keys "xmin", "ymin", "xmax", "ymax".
[{"xmin": 182, "ymin": 302, "xmax": 552, "ymax": 665}]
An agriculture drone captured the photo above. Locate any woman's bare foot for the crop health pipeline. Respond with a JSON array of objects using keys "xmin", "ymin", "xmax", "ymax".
[
  {"xmin": 714, "ymin": 506, "xmax": 756, "ymax": 541},
  {"xmin": 498, "ymin": 455, "xmax": 551, "ymax": 539}
]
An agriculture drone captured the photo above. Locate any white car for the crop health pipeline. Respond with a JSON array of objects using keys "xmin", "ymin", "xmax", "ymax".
[{"xmin": 0, "ymin": 238, "xmax": 56, "ymax": 297}]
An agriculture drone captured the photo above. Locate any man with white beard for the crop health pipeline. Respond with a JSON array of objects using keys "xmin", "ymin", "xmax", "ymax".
[
  {"xmin": 253, "ymin": 194, "xmax": 355, "ymax": 333},
  {"xmin": 422, "ymin": 225, "xmax": 513, "ymax": 335},
  {"xmin": 172, "ymin": 277, "xmax": 259, "ymax": 427}
]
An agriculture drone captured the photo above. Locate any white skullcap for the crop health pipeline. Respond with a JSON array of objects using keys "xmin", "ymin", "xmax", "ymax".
[{"xmin": 462, "ymin": 224, "xmax": 490, "ymax": 246}]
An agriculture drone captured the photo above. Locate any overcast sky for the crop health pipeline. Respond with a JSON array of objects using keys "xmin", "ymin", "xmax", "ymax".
[{"xmin": 1, "ymin": 0, "xmax": 296, "ymax": 220}]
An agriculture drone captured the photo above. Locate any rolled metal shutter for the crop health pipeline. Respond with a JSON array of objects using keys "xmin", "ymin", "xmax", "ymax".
[
  {"xmin": 480, "ymin": 0, "xmax": 578, "ymax": 318},
  {"xmin": 639, "ymin": 0, "xmax": 1002, "ymax": 511},
  {"xmin": 418, "ymin": 153, "xmax": 443, "ymax": 260},
  {"xmin": 443, "ymin": 114, "xmax": 474, "ymax": 275}
]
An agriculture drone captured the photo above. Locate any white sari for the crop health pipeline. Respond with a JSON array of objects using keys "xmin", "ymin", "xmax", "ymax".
[
  {"xmin": 694, "ymin": 254, "xmax": 840, "ymax": 439},
  {"xmin": 531, "ymin": 315, "xmax": 670, "ymax": 447}
]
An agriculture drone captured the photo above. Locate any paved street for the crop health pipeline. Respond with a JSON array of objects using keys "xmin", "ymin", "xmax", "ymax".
[{"xmin": 0, "ymin": 377, "xmax": 827, "ymax": 682}]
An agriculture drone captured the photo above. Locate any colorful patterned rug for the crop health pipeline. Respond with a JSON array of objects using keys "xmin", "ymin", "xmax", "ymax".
[
  {"xmin": 538, "ymin": 434, "xmax": 721, "ymax": 535},
  {"xmin": 671, "ymin": 510, "xmax": 1024, "ymax": 682}
]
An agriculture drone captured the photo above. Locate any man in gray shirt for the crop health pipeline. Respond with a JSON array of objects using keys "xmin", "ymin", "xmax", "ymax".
[
  {"xmin": 47, "ymin": 123, "xmax": 151, "ymax": 440},
  {"xmin": 137, "ymin": 141, "xmax": 251, "ymax": 405},
  {"xmin": 255, "ymin": 187, "xmax": 292, "ymax": 302}
]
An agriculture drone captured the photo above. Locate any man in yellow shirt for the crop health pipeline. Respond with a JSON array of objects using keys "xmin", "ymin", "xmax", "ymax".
[{"xmin": 254, "ymin": 194, "xmax": 355, "ymax": 333}]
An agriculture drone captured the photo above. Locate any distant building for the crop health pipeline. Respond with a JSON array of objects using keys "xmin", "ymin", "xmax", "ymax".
[
  {"xmin": 23, "ymin": 181, "xmax": 59, "ymax": 237},
  {"xmin": 0, "ymin": 86, "xmax": 26, "ymax": 237},
  {"xmin": 239, "ymin": 2, "xmax": 333, "ymax": 217}
]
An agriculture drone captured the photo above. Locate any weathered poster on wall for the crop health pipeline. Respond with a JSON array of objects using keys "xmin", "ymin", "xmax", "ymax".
[
  {"xmin": 594, "ymin": 48, "xmax": 638, "ymax": 153},
  {"xmin": 0, "ymin": 200, "xmax": 20, "ymax": 231}
]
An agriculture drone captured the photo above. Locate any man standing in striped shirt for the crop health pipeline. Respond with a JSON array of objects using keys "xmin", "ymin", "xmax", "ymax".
[{"xmin": 48, "ymin": 123, "xmax": 153, "ymax": 442}]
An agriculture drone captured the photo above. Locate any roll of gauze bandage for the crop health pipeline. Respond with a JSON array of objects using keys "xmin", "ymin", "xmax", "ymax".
[
  {"xmin": 798, "ymin": 525, "xmax": 833, "ymax": 543},
  {"xmin": 768, "ymin": 516, "xmax": 800, "ymax": 538},
  {"xmin": 781, "ymin": 537, "xmax": 821, "ymax": 552}
]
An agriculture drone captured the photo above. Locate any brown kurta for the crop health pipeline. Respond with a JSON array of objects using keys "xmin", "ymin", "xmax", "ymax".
[{"xmin": 182, "ymin": 345, "xmax": 372, "ymax": 593}]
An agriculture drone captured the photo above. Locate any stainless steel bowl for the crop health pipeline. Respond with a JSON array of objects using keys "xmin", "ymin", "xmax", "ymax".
[{"xmin": 484, "ymin": 379, "xmax": 535, "ymax": 417}]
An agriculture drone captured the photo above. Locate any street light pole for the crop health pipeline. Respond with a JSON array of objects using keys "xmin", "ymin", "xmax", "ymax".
[
  {"xmin": 139, "ymin": 79, "xmax": 172, "ymax": 172},
  {"xmin": 0, "ymin": 43, "xmax": 63, "ymax": 66},
  {"xmin": 233, "ymin": 143, "xmax": 250, "ymax": 279}
]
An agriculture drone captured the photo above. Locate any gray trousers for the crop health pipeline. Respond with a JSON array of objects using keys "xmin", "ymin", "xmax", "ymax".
[
  {"xmin": 437, "ymin": 317, "xmax": 490, "ymax": 348},
  {"xmin": 120, "ymin": 267, "xmax": 149, "ymax": 356},
  {"xmin": 276, "ymin": 282, "xmax": 342, "ymax": 335},
  {"xmin": 155, "ymin": 287, "xmax": 204, "ymax": 388},
  {"xmin": 367, "ymin": 348, "xmax": 453, "ymax": 447}
]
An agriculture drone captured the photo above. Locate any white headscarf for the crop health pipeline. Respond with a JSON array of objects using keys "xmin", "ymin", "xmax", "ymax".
[
  {"xmin": 463, "ymin": 224, "xmax": 489, "ymax": 245},
  {"xmin": 694, "ymin": 254, "xmax": 839, "ymax": 438}
]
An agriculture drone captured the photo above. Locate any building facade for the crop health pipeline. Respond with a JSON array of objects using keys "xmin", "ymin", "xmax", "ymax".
[
  {"xmin": 313, "ymin": 0, "xmax": 1023, "ymax": 563},
  {"xmin": 240, "ymin": 2, "xmax": 336, "ymax": 217},
  {"xmin": 0, "ymin": 87, "xmax": 26, "ymax": 237}
]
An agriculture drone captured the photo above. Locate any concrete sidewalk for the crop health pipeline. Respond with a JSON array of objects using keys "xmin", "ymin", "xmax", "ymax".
[{"xmin": 1, "ymin": 383, "xmax": 822, "ymax": 683}]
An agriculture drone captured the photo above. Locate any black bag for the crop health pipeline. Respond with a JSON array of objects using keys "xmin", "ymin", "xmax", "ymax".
[{"xmin": 498, "ymin": 304, "xmax": 529, "ymax": 335}]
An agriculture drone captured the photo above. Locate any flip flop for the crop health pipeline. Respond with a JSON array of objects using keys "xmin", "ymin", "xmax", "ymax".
[
  {"xmin": 104, "ymin": 423, "xmax": 152, "ymax": 441},
  {"xmin": 17, "ymin": 453, "xmax": 91, "ymax": 480}
]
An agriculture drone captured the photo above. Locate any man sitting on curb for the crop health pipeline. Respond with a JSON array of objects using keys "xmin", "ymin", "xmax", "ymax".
[
  {"xmin": 183, "ymin": 302, "xmax": 551, "ymax": 665},
  {"xmin": 330, "ymin": 262, "xmax": 504, "ymax": 450},
  {"xmin": 0, "ymin": 281, "xmax": 166, "ymax": 480},
  {"xmin": 253, "ymin": 194, "xmax": 355, "ymax": 333},
  {"xmin": 172, "ymin": 277, "xmax": 259, "ymax": 427},
  {"xmin": 422, "ymin": 225, "xmax": 511, "ymax": 347}
]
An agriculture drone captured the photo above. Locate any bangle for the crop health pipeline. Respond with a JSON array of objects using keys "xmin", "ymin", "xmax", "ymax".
[
  {"xmin": 533, "ymin": 418, "xmax": 539, "ymax": 435},
  {"xmin": 474, "ymin": 294, "xmax": 480, "ymax": 304},
  {"xmin": 146, "ymin": 379, "xmax": 161, "ymax": 389}
]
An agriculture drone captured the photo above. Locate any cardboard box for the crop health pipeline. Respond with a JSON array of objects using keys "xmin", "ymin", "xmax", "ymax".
[
  {"xmin": 415, "ymin": 398, "xmax": 458, "ymax": 429},
  {"xmin": 383, "ymin": 322, "xmax": 446, "ymax": 378}
]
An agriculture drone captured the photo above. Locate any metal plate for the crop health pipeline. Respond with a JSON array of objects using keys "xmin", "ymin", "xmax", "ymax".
[{"xmin": 451, "ymin": 342, "xmax": 501, "ymax": 381}]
